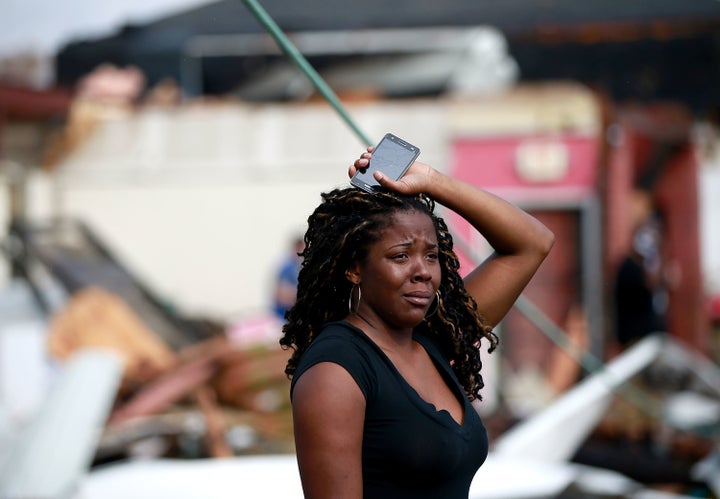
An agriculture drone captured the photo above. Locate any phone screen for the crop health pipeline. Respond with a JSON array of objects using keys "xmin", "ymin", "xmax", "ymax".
[{"xmin": 351, "ymin": 133, "xmax": 421, "ymax": 193}]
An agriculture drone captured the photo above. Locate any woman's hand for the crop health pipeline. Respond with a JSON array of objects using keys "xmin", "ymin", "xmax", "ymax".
[{"xmin": 348, "ymin": 146, "xmax": 435, "ymax": 195}]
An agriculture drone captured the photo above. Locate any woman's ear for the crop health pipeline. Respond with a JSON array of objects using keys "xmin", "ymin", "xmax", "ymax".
[{"xmin": 345, "ymin": 264, "xmax": 361, "ymax": 285}]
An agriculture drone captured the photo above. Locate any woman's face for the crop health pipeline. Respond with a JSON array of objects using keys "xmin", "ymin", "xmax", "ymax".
[{"xmin": 351, "ymin": 210, "xmax": 441, "ymax": 330}]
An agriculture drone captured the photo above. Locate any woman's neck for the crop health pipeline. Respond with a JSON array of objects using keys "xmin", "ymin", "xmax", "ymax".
[{"xmin": 345, "ymin": 312, "xmax": 415, "ymax": 354}]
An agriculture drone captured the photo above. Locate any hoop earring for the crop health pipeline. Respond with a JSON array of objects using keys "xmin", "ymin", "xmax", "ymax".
[
  {"xmin": 348, "ymin": 284, "xmax": 361, "ymax": 314},
  {"xmin": 425, "ymin": 290, "xmax": 441, "ymax": 318}
]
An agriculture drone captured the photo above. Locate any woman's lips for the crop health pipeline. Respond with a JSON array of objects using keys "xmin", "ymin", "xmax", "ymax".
[{"xmin": 404, "ymin": 292, "xmax": 433, "ymax": 306}]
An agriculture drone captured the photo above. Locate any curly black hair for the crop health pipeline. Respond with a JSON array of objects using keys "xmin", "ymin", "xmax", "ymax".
[{"xmin": 279, "ymin": 187, "xmax": 498, "ymax": 400}]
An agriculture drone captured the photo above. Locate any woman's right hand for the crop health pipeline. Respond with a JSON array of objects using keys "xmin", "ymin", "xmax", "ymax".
[{"xmin": 348, "ymin": 146, "xmax": 437, "ymax": 196}]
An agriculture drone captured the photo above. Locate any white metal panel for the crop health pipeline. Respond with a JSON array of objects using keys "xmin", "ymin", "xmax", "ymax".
[
  {"xmin": 492, "ymin": 335, "xmax": 664, "ymax": 463},
  {"xmin": 0, "ymin": 349, "xmax": 122, "ymax": 499}
]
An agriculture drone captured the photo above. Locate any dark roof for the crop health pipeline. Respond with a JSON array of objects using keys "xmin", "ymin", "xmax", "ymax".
[
  {"xmin": 56, "ymin": 0, "xmax": 720, "ymax": 112},
  {"xmin": 141, "ymin": 0, "xmax": 720, "ymax": 36}
]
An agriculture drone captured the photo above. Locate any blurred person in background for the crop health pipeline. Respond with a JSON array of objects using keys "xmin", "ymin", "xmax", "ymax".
[
  {"xmin": 614, "ymin": 195, "xmax": 672, "ymax": 348},
  {"xmin": 272, "ymin": 236, "xmax": 305, "ymax": 320}
]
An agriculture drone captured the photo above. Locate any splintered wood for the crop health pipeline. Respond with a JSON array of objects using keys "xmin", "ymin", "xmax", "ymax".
[
  {"xmin": 46, "ymin": 286, "xmax": 294, "ymax": 458},
  {"xmin": 47, "ymin": 286, "xmax": 177, "ymax": 391}
]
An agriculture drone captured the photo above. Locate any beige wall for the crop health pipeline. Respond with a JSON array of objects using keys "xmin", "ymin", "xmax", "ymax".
[
  {"xmin": 2, "ymin": 84, "xmax": 603, "ymax": 322},
  {"xmin": 4, "ymin": 100, "xmax": 448, "ymax": 322}
]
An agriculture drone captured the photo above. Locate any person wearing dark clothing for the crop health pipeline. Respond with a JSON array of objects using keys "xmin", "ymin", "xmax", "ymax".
[
  {"xmin": 291, "ymin": 321, "xmax": 488, "ymax": 498},
  {"xmin": 614, "ymin": 214, "xmax": 668, "ymax": 347},
  {"xmin": 281, "ymin": 145, "xmax": 553, "ymax": 498}
]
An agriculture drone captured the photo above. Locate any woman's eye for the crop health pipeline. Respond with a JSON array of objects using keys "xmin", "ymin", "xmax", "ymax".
[
  {"xmin": 392, "ymin": 253, "xmax": 408, "ymax": 260},
  {"xmin": 427, "ymin": 253, "xmax": 439, "ymax": 260}
]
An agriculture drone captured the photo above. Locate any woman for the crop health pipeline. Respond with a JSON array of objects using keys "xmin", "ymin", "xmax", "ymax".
[{"xmin": 280, "ymin": 146, "xmax": 554, "ymax": 498}]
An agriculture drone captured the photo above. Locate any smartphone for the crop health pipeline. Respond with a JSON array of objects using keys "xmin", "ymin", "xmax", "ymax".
[{"xmin": 350, "ymin": 133, "xmax": 421, "ymax": 193}]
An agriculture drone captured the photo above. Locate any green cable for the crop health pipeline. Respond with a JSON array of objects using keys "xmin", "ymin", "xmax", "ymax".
[{"xmin": 240, "ymin": 0, "xmax": 374, "ymax": 147}]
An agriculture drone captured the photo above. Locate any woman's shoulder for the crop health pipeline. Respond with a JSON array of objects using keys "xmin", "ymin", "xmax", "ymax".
[
  {"xmin": 292, "ymin": 321, "xmax": 381, "ymax": 398},
  {"xmin": 308, "ymin": 321, "xmax": 372, "ymax": 349},
  {"xmin": 317, "ymin": 319, "xmax": 361, "ymax": 336}
]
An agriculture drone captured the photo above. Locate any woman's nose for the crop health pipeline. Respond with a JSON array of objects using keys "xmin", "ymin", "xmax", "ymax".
[{"xmin": 411, "ymin": 258, "xmax": 432, "ymax": 281}]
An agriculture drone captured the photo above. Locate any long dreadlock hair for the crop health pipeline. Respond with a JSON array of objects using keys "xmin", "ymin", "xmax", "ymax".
[{"xmin": 280, "ymin": 187, "xmax": 498, "ymax": 400}]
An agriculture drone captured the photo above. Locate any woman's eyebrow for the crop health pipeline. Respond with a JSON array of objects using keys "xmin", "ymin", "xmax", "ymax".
[{"xmin": 388, "ymin": 240, "xmax": 438, "ymax": 250}]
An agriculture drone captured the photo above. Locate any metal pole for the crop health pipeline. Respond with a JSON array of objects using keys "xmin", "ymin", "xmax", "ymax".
[{"xmin": 240, "ymin": 0, "xmax": 374, "ymax": 147}]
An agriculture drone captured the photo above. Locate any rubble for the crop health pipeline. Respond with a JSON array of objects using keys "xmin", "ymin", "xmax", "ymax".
[
  {"xmin": 45, "ymin": 286, "xmax": 295, "ymax": 465},
  {"xmin": 48, "ymin": 286, "xmax": 177, "ymax": 394}
]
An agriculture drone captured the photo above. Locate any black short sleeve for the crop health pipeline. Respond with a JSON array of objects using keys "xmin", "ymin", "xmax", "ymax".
[{"xmin": 291, "ymin": 322, "xmax": 378, "ymax": 401}]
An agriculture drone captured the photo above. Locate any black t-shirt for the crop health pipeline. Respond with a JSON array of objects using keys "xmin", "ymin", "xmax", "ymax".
[{"xmin": 291, "ymin": 321, "xmax": 488, "ymax": 498}]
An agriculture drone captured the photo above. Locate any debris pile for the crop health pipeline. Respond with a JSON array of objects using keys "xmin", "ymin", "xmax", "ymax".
[{"xmin": 46, "ymin": 286, "xmax": 294, "ymax": 465}]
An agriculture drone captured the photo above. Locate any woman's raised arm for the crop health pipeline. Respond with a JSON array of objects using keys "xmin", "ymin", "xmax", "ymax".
[{"xmin": 350, "ymin": 151, "xmax": 554, "ymax": 327}]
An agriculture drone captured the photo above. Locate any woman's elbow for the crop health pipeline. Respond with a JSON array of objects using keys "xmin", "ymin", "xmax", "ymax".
[{"xmin": 537, "ymin": 226, "xmax": 555, "ymax": 257}]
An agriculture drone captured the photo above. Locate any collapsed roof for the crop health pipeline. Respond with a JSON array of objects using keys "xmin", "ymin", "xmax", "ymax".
[{"xmin": 55, "ymin": 0, "xmax": 720, "ymax": 111}]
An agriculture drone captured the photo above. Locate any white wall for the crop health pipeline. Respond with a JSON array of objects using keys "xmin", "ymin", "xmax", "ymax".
[
  {"xmin": 699, "ymin": 158, "xmax": 720, "ymax": 296},
  {"xmin": 34, "ymin": 100, "xmax": 449, "ymax": 322},
  {"xmin": 2, "ymin": 85, "xmax": 602, "ymax": 322},
  {"xmin": 58, "ymin": 180, "xmax": 336, "ymax": 319}
]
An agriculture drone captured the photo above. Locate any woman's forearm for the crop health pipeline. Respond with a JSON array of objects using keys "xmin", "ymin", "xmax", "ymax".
[
  {"xmin": 424, "ymin": 169, "xmax": 554, "ymax": 258},
  {"xmin": 423, "ymin": 168, "xmax": 554, "ymax": 326}
]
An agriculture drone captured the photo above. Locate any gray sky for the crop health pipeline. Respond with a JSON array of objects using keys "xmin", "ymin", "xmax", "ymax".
[{"xmin": 1, "ymin": 0, "xmax": 214, "ymax": 57}]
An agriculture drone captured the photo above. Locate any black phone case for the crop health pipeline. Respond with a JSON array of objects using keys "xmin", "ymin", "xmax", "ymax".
[{"xmin": 351, "ymin": 133, "xmax": 421, "ymax": 193}]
